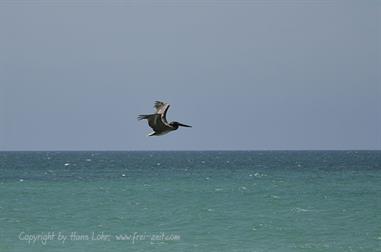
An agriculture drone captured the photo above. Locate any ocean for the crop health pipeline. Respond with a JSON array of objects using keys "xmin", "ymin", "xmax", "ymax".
[{"xmin": 0, "ymin": 151, "xmax": 380, "ymax": 252}]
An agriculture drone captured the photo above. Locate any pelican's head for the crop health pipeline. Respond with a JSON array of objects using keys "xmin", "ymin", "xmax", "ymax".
[{"xmin": 170, "ymin": 121, "xmax": 192, "ymax": 130}]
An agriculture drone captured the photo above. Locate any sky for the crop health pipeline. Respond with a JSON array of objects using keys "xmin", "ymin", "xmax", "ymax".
[{"xmin": 0, "ymin": 0, "xmax": 380, "ymax": 150}]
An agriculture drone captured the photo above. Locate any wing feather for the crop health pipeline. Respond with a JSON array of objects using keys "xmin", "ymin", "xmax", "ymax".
[
  {"xmin": 145, "ymin": 114, "xmax": 171, "ymax": 131},
  {"xmin": 154, "ymin": 101, "xmax": 170, "ymax": 123},
  {"xmin": 154, "ymin": 101, "xmax": 170, "ymax": 114}
]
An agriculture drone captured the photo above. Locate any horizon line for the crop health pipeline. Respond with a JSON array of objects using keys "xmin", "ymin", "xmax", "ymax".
[{"xmin": 0, "ymin": 149, "xmax": 380, "ymax": 152}]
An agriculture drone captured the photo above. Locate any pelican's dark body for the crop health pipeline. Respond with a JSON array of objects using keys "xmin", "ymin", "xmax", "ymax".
[{"xmin": 138, "ymin": 101, "xmax": 191, "ymax": 136}]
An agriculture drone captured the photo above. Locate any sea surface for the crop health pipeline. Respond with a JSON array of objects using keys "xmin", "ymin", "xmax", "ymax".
[{"xmin": 0, "ymin": 151, "xmax": 380, "ymax": 252}]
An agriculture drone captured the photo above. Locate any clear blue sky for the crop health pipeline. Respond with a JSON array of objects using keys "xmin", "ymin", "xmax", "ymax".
[{"xmin": 0, "ymin": 0, "xmax": 380, "ymax": 150}]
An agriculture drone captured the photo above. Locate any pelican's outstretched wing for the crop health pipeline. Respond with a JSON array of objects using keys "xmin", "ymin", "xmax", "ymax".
[
  {"xmin": 154, "ymin": 101, "xmax": 169, "ymax": 114},
  {"xmin": 154, "ymin": 101, "xmax": 170, "ymax": 123},
  {"xmin": 137, "ymin": 114, "xmax": 171, "ymax": 132}
]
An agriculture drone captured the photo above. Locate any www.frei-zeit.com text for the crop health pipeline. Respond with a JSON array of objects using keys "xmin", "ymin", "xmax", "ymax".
[{"xmin": 18, "ymin": 231, "xmax": 181, "ymax": 245}]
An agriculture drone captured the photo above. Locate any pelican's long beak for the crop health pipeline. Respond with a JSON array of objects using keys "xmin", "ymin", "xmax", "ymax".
[{"xmin": 178, "ymin": 122, "xmax": 192, "ymax": 128}]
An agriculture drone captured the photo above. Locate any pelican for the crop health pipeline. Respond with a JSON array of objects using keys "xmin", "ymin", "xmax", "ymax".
[{"xmin": 138, "ymin": 101, "xmax": 192, "ymax": 136}]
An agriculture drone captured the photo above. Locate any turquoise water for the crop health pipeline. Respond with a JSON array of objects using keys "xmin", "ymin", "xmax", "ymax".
[{"xmin": 0, "ymin": 151, "xmax": 380, "ymax": 252}]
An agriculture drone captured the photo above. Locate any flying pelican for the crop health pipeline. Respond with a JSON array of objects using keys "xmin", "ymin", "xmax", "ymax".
[{"xmin": 138, "ymin": 101, "xmax": 192, "ymax": 136}]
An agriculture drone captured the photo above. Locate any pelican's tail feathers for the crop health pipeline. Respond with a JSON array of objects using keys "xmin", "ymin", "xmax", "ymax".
[{"xmin": 137, "ymin": 114, "xmax": 151, "ymax": 120}]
